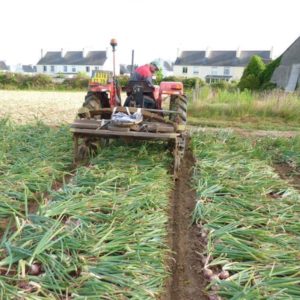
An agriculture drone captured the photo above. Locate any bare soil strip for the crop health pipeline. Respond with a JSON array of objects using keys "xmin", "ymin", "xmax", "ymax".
[
  {"xmin": 274, "ymin": 163, "xmax": 300, "ymax": 190},
  {"xmin": 162, "ymin": 149, "xmax": 208, "ymax": 300},
  {"xmin": 190, "ymin": 126, "xmax": 299, "ymax": 138}
]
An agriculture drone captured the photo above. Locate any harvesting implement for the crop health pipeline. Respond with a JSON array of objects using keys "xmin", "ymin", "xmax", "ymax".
[{"xmin": 70, "ymin": 39, "xmax": 188, "ymax": 177}]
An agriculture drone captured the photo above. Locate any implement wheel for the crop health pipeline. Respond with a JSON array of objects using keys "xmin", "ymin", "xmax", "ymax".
[{"xmin": 173, "ymin": 135, "xmax": 187, "ymax": 179}]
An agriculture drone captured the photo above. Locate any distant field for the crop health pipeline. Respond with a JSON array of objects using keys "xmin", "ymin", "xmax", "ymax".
[
  {"xmin": 188, "ymin": 88, "xmax": 300, "ymax": 130},
  {"xmin": 0, "ymin": 90, "xmax": 85, "ymax": 124}
]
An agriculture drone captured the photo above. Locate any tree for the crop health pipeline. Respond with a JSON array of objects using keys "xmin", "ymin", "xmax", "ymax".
[
  {"xmin": 153, "ymin": 68, "xmax": 164, "ymax": 85},
  {"xmin": 238, "ymin": 55, "xmax": 266, "ymax": 90}
]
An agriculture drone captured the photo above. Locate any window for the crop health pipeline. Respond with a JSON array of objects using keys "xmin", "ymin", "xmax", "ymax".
[
  {"xmin": 211, "ymin": 67, "xmax": 218, "ymax": 75},
  {"xmin": 95, "ymin": 66, "xmax": 99, "ymax": 71},
  {"xmin": 224, "ymin": 67, "xmax": 230, "ymax": 76},
  {"xmin": 43, "ymin": 66, "xmax": 47, "ymax": 72},
  {"xmin": 51, "ymin": 66, "xmax": 55, "ymax": 72},
  {"xmin": 72, "ymin": 66, "xmax": 76, "ymax": 72},
  {"xmin": 193, "ymin": 67, "xmax": 199, "ymax": 74},
  {"xmin": 182, "ymin": 66, "xmax": 188, "ymax": 73},
  {"xmin": 86, "ymin": 66, "xmax": 90, "ymax": 72},
  {"xmin": 64, "ymin": 66, "xmax": 68, "ymax": 72}
]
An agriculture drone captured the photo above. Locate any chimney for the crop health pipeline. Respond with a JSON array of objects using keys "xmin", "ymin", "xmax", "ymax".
[
  {"xmin": 177, "ymin": 48, "xmax": 181, "ymax": 58},
  {"xmin": 41, "ymin": 49, "xmax": 44, "ymax": 58},
  {"xmin": 270, "ymin": 46, "xmax": 274, "ymax": 59},
  {"xmin": 205, "ymin": 47, "xmax": 211, "ymax": 58},
  {"xmin": 82, "ymin": 48, "xmax": 87, "ymax": 58},
  {"xmin": 61, "ymin": 48, "xmax": 66, "ymax": 58},
  {"xmin": 236, "ymin": 47, "xmax": 241, "ymax": 58}
]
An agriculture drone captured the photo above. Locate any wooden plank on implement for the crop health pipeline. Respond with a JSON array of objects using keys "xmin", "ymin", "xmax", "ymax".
[
  {"xmin": 71, "ymin": 128, "xmax": 179, "ymax": 140},
  {"xmin": 71, "ymin": 123, "xmax": 100, "ymax": 129},
  {"xmin": 71, "ymin": 120, "xmax": 176, "ymax": 133},
  {"xmin": 143, "ymin": 122, "xmax": 175, "ymax": 133},
  {"xmin": 72, "ymin": 119, "xmax": 102, "ymax": 124},
  {"xmin": 90, "ymin": 107, "xmax": 170, "ymax": 123}
]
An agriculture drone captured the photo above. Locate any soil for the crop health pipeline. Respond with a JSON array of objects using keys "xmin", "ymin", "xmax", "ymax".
[
  {"xmin": 274, "ymin": 163, "xmax": 300, "ymax": 190},
  {"xmin": 162, "ymin": 149, "xmax": 208, "ymax": 300},
  {"xmin": 190, "ymin": 126, "xmax": 299, "ymax": 138}
]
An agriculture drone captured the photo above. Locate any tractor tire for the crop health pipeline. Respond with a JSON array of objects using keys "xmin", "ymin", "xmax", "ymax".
[
  {"xmin": 124, "ymin": 95, "xmax": 156, "ymax": 109},
  {"xmin": 170, "ymin": 95, "xmax": 188, "ymax": 125},
  {"xmin": 124, "ymin": 96, "xmax": 134, "ymax": 107},
  {"xmin": 77, "ymin": 92, "xmax": 107, "ymax": 158},
  {"xmin": 83, "ymin": 92, "xmax": 101, "ymax": 111}
]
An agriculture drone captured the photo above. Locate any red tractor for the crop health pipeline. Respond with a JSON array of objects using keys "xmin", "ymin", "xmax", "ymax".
[
  {"xmin": 81, "ymin": 71, "xmax": 121, "ymax": 111},
  {"xmin": 72, "ymin": 39, "xmax": 187, "ymax": 177}
]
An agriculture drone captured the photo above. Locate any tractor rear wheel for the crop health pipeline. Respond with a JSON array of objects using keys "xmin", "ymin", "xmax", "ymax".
[
  {"xmin": 83, "ymin": 92, "xmax": 101, "ymax": 111},
  {"xmin": 76, "ymin": 92, "xmax": 108, "ymax": 160},
  {"xmin": 169, "ymin": 95, "xmax": 188, "ymax": 178},
  {"xmin": 124, "ymin": 95, "xmax": 156, "ymax": 109},
  {"xmin": 170, "ymin": 95, "xmax": 187, "ymax": 125}
]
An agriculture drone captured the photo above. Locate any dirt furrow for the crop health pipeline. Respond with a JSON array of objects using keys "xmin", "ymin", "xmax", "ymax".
[
  {"xmin": 274, "ymin": 163, "xmax": 300, "ymax": 190},
  {"xmin": 163, "ymin": 149, "xmax": 208, "ymax": 300}
]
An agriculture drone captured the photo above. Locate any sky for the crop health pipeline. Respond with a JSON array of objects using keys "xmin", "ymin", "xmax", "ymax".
[{"xmin": 0, "ymin": 0, "xmax": 299, "ymax": 66}]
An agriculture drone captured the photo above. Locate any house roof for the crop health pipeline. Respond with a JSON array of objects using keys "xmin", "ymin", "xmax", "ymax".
[
  {"xmin": 270, "ymin": 36, "xmax": 300, "ymax": 91},
  {"xmin": 278, "ymin": 36, "xmax": 300, "ymax": 65},
  {"xmin": 163, "ymin": 60, "xmax": 173, "ymax": 71},
  {"xmin": 0, "ymin": 61, "xmax": 9, "ymax": 70},
  {"xmin": 152, "ymin": 58, "xmax": 173, "ymax": 72},
  {"xmin": 175, "ymin": 50, "xmax": 272, "ymax": 66},
  {"xmin": 37, "ymin": 51, "xmax": 107, "ymax": 66},
  {"xmin": 119, "ymin": 64, "xmax": 137, "ymax": 75},
  {"xmin": 22, "ymin": 65, "xmax": 36, "ymax": 72}
]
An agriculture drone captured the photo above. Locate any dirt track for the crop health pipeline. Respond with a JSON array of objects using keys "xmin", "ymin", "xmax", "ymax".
[
  {"xmin": 190, "ymin": 126, "xmax": 299, "ymax": 138},
  {"xmin": 274, "ymin": 163, "xmax": 300, "ymax": 190},
  {"xmin": 162, "ymin": 149, "xmax": 208, "ymax": 300},
  {"xmin": 0, "ymin": 90, "xmax": 84, "ymax": 124}
]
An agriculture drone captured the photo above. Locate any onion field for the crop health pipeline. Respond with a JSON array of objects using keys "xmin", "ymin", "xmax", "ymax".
[
  {"xmin": 1, "ymin": 90, "xmax": 300, "ymax": 299},
  {"xmin": 0, "ymin": 120, "xmax": 172, "ymax": 299},
  {"xmin": 192, "ymin": 132, "xmax": 300, "ymax": 299}
]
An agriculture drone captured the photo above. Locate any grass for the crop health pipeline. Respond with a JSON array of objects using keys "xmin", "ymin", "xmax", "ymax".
[
  {"xmin": 188, "ymin": 88, "xmax": 300, "ymax": 130},
  {"xmin": 0, "ymin": 119, "xmax": 173, "ymax": 299},
  {"xmin": 192, "ymin": 132, "xmax": 300, "ymax": 299},
  {"xmin": 0, "ymin": 119, "xmax": 73, "ymax": 220}
]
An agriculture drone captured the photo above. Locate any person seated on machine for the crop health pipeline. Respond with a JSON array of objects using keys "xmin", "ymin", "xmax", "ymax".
[
  {"xmin": 124, "ymin": 62, "xmax": 159, "ymax": 109},
  {"xmin": 130, "ymin": 62, "xmax": 159, "ymax": 86}
]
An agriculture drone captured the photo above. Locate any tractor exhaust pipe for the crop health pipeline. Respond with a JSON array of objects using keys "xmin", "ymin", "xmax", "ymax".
[
  {"xmin": 131, "ymin": 49, "xmax": 135, "ymax": 76},
  {"xmin": 110, "ymin": 38, "xmax": 117, "ymax": 78},
  {"xmin": 110, "ymin": 38, "xmax": 120, "ymax": 105}
]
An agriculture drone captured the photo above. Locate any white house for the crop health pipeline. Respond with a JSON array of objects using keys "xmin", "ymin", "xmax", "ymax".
[
  {"xmin": 13, "ymin": 64, "xmax": 36, "ymax": 74},
  {"xmin": 174, "ymin": 49, "xmax": 272, "ymax": 82},
  {"xmin": 153, "ymin": 58, "xmax": 174, "ymax": 77},
  {"xmin": 36, "ymin": 49, "xmax": 119, "ymax": 77},
  {"xmin": 119, "ymin": 64, "xmax": 138, "ymax": 76},
  {"xmin": 0, "ymin": 61, "xmax": 9, "ymax": 72}
]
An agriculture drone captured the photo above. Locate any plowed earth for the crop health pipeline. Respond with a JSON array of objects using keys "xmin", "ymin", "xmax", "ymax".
[{"xmin": 162, "ymin": 149, "xmax": 208, "ymax": 300}]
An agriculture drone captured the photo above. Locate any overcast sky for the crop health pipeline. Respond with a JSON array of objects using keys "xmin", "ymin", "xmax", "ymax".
[{"xmin": 1, "ymin": 0, "xmax": 299, "ymax": 66}]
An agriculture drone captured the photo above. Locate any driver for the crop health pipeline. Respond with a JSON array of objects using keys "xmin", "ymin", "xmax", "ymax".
[{"xmin": 130, "ymin": 62, "xmax": 159, "ymax": 86}]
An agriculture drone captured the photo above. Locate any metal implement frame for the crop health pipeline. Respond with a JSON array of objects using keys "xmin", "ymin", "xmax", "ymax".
[{"xmin": 71, "ymin": 127, "xmax": 186, "ymax": 178}]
